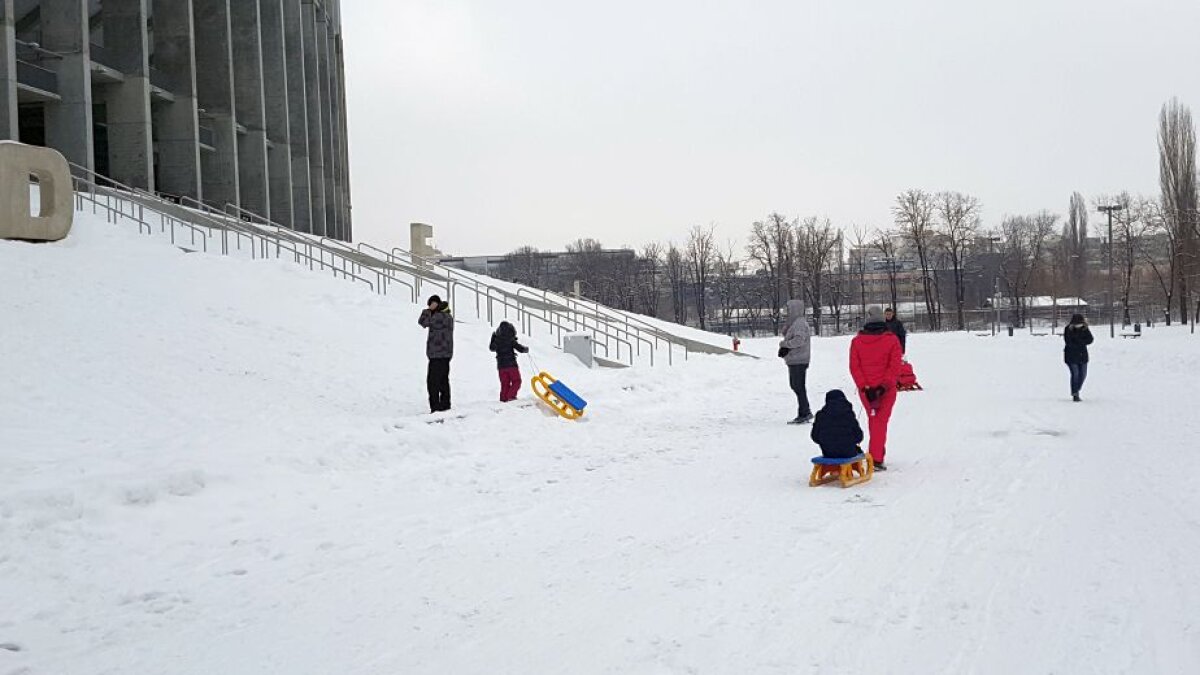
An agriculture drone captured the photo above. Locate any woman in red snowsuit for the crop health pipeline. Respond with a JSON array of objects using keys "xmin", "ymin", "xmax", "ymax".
[{"xmin": 849, "ymin": 306, "xmax": 904, "ymax": 469}]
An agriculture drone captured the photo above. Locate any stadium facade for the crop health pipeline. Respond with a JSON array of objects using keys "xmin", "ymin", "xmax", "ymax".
[{"xmin": 1, "ymin": 0, "xmax": 351, "ymax": 239}]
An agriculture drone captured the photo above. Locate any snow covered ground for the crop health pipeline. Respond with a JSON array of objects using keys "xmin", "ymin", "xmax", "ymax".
[{"xmin": 3, "ymin": 213, "xmax": 1200, "ymax": 674}]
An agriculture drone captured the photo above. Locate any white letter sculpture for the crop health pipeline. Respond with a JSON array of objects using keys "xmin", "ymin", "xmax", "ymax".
[{"xmin": 0, "ymin": 141, "xmax": 74, "ymax": 241}]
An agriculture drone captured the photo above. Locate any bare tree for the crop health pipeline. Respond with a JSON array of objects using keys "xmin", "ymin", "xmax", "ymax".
[
  {"xmin": 741, "ymin": 273, "xmax": 773, "ymax": 337},
  {"xmin": 1061, "ymin": 192, "xmax": 1090, "ymax": 308},
  {"xmin": 795, "ymin": 216, "xmax": 839, "ymax": 335},
  {"xmin": 1113, "ymin": 196, "xmax": 1152, "ymax": 325},
  {"xmin": 849, "ymin": 225, "xmax": 871, "ymax": 320},
  {"xmin": 893, "ymin": 189, "xmax": 940, "ymax": 329},
  {"xmin": 1140, "ymin": 201, "xmax": 1180, "ymax": 324},
  {"xmin": 713, "ymin": 240, "xmax": 741, "ymax": 334},
  {"xmin": 998, "ymin": 211, "xmax": 1057, "ymax": 327},
  {"xmin": 935, "ymin": 191, "xmax": 981, "ymax": 330},
  {"xmin": 1158, "ymin": 98, "xmax": 1198, "ymax": 325},
  {"xmin": 501, "ymin": 245, "xmax": 547, "ymax": 288},
  {"xmin": 872, "ymin": 228, "xmax": 902, "ymax": 311},
  {"xmin": 685, "ymin": 225, "xmax": 718, "ymax": 329},
  {"xmin": 664, "ymin": 242, "xmax": 689, "ymax": 325},
  {"xmin": 746, "ymin": 213, "xmax": 795, "ymax": 334},
  {"xmin": 826, "ymin": 231, "xmax": 848, "ymax": 333},
  {"xmin": 564, "ymin": 238, "xmax": 606, "ymax": 299},
  {"xmin": 637, "ymin": 242, "xmax": 664, "ymax": 317}
]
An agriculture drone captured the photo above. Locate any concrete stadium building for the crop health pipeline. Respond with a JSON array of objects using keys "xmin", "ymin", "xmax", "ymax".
[{"xmin": 1, "ymin": 0, "xmax": 351, "ymax": 240}]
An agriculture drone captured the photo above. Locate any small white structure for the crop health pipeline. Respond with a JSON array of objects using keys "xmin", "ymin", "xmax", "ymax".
[{"xmin": 563, "ymin": 333, "xmax": 594, "ymax": 368}]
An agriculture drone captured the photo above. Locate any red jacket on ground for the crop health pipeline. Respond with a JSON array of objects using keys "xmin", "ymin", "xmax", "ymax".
[{"xmin": 849, "ymin": 326, "xmax": 903, "ymax": 391}]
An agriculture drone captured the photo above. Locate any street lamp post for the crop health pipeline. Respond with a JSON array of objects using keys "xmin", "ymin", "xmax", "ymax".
[{"xmin": 1098, "ymin": 204, "xmax": 1125, "ymax": 338}]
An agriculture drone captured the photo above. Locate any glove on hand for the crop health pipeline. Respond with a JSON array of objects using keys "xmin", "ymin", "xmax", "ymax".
[{"xmin": 778, "ymin": 347, "xmax": 790, "ymax": 358}]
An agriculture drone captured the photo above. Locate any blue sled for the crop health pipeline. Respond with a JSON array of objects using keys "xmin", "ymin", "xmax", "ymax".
[
  {"xmin": 549, "ymin": 381, "xmax": 588, "ymax": 412},
  {"xmin": 810, "ymin": 453, "xmax": 867, "ymax": 466}
]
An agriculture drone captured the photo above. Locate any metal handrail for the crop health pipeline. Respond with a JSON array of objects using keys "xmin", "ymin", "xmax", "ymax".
[
  {"xmin": 102, "ymin": 184, "xmax": 211, "ymax": 250},
  {"xmin": 68, "ymin": 168, "xmax": 673, "ymax": 365}
]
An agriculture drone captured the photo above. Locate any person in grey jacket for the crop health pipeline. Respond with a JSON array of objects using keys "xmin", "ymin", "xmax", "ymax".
[
  {"xmin": 418, "ymin": 295, "xmax": 455, "ymax": 412},
  {"xmin": 778, "ymin": 299, "xmax": 813, "ymax": 424}
]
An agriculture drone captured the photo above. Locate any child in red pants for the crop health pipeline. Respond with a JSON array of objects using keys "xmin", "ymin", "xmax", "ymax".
[
  {"xmin": 849, "ymin": 306, "xmax": 903, "ymax": 469},
  {"xmin": 489, "ymin": 321, "xmax": 529, "ymax": 402}
]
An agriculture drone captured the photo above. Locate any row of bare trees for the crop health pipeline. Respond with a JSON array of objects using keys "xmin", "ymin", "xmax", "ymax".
[{"xmin": 496, "ymin": 98, "xmax": 1199, "ymax": 335}]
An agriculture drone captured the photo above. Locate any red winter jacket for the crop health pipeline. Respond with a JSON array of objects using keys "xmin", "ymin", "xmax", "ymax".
[{"xmin": 849, "ymin": 325, "xmax": 903, "ymax": 391}]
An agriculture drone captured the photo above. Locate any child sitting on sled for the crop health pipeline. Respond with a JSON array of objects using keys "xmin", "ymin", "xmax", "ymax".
[
  {"xmin": 810, "ymin": 389, "xmax": 864, "ymax": 459},
  {"xmin": 489, "ymin": 321, "xmax": 529, "ymax": 403}
]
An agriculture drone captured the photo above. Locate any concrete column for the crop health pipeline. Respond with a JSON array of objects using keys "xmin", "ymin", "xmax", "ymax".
[
  {"xmin": 0, "ymin": 0, "xmax": 17, "ymax": 141},
  {"xmin": 301, "ymin": 0, "xmax": 326, "ymax": 237},
  {"xmin": 103, "ymin": 0, "xmax": 154, "ymax": 189},
  {"xmin": 282, "ymin": 0, "xmax": 311, "ymax": 233},
  {"xmin": 151, "ymin": 0, "xmax": 201, "ymax": 199},
  {"xmin": 193, "ymin": 0, "xmax": 239, "ymax": 209},
  {"xmin": 259, "ymin": 0, "xmax": 293, "ymax": 228},
  {"xmin": 316, "ymin": 13, "xmax": 342, "ymax": 240},
  {"xmin": 230, "ymin": 0, "xmax": 269, "ymax": 219},
  {"xmin": 322, "ymin": 25, "xmax": 343, "ymax": 240},
  {"xmin": 41, "ymin": 0, "xmax": 94, "ymax": 171},
  {"xmin": 334, "ymin": 34, "xmax": 352, "ymax": 240}
]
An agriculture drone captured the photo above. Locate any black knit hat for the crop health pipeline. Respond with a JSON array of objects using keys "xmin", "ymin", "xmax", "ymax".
[{"xmin": 427, "ymin": 295, "xmax": 442, "ymax": 306}]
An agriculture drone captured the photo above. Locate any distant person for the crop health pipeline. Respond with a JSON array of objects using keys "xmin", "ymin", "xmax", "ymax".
[
  {"xmin": 1063, "ymin": 313, "xmax": 1094, "ymax": 402},
  {"xmin": 778, "ymin": 299, "xmax": 813, "ymax": 424},
  {"xmin": 850, "ymin": 306, "xmax": 903, "ymax": 470},
  {"xmin": 810, "ymin": 389, "xmax": 864, "ymax": 459},
  {"xmin": 419, "ymin": 295, "xmax": 454, "ymax": 413},
  {"xmin": 884, "ymin": 307, "xmax": 907, "ymax": 353},
  {"xmin": 489, "ymin": 321, "xmax": 529, "ymax": 403}
]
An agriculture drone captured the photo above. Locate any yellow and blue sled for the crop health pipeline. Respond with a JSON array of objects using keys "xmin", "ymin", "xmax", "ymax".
[
  {"xmin": 809, "ymin": 453, "xmax": 874, "ymax": 488},
  {"xmin": 531, "ymin": 372, "xmax": 588, "ymax": 420}
]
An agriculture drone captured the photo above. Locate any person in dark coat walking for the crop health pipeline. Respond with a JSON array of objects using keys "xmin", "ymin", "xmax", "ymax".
[
  {"xmin": 778, "ymin": 299, "xmax": 813, "ymax": 424},
  {"xmin": 418, "ymin": 295, "xmax": 455, "ymax": 412},
  {"xmin": 1063, "ymin": 313, "xmax": 1094, "ymax": 402},
  {"xmin": 884, "ymin": 307, "xmax": 907, "ymax": 354},
  {"xmin": 489, "ymin": 321, "xmax": 529, "ymax": 403},
  {"xmin": 810, "ymin": 389, "xmax": 865, "ymax": 459}
]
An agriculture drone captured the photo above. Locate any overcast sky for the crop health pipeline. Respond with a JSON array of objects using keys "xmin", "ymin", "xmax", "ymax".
[{"xmin": 340, "ymin": 0, "xmax": 1200, "ymax": 257}]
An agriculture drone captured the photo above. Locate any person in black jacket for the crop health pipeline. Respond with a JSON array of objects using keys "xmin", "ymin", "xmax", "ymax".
[
  {"xmin": 419, "ymin": 295, "xmax": 455, "ymax": 412},
  {"xmin": 810, "ymin": 389, "xmax": 865, "ymax": 459},
  {"xmin": 489, "ymin": 321, "xmax": 529, "ymax": 402},
  {"xmin": 884, "ymin": 308, "xmax": 907, "ymax": 354},
  {"xmin": 1063, "ymin": 313, "xmax": 1094, "ymax": 402}
]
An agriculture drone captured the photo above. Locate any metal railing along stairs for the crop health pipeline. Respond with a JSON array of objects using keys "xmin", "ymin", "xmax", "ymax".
[{"xmin": 66, "ymin": 165, "xmax": 737, "ymax": 366}]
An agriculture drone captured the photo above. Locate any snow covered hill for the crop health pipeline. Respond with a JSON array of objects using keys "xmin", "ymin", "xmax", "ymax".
[{"xmin": 3, "ymin": 213, "xmax": 1200, "ymax": 674}]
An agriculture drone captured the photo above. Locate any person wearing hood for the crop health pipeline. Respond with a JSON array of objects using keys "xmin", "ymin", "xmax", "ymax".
[
  {"xmin": 1063, "ymin": 313, "xmax": 1094, "ymax": 402},
  {"xmin": 419, "ymin": 295, "xmax": 455, "ymax": 413},
  {"xmin": 778, "ymin": 299, "xmax": 813, "ymax": 424},
  {"xmin": 810, "ymin": 389, "xmax": 864, "ymax": 459},
  {"xmin": 849, "ymin": 305, "xmax": 903, "ymax": 469},
  {"xmin": 490, "ymin": 321, "xmax": 529, "ymax": 403},
  {"xmin": 884, "ymin": 307, "xmax": 907, "ymax": 354}
]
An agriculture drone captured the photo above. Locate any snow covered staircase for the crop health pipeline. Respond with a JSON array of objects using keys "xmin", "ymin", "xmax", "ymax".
[{"xmin": 67, "ymin": 166, "xmax": 739, "ymax": 366}]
